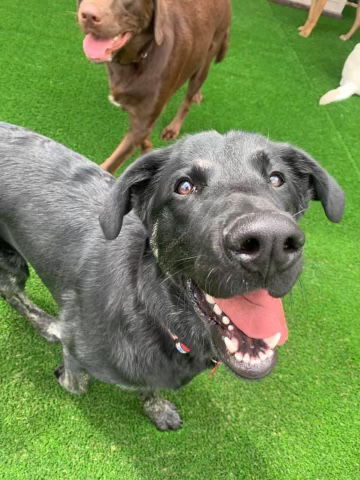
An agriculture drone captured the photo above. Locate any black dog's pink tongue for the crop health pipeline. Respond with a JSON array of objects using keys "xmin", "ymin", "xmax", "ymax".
[{"xmin": 214, "ymin": 289, "xmax": 288, "ymax": 345}]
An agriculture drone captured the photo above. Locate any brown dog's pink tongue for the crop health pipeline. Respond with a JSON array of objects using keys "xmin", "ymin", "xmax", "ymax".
[
  {"xmin": 83, "ymin": 33, "xmax": 132, "ymax": 61},
  {"xmin": 83, "ymin": 34, "xmax": 114, "ymax": 61},
  {"xmin": 214, "ymin": 289, "xmax": 288, "ymax": 345}
]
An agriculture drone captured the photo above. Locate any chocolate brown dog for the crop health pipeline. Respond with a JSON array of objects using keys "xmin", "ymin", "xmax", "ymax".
[{"xmin": 77, "ymin": 0, "xmax": 231, "ymax": 173}]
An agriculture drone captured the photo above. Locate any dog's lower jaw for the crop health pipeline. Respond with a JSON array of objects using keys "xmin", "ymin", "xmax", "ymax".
[{"xmin": 188, "ymin": 282, "xmax": 282, "ymax": 379}]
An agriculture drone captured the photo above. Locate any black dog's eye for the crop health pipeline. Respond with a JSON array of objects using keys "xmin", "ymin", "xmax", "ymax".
[
  {"xmin": 269, "ymin": 172, "xmax": 285, "ymax": 188},
  {"xmin": 175, "ymin": 180, "xmax": 196, "ymax": 196}
]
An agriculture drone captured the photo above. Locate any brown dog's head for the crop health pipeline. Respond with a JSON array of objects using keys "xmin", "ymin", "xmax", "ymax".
[{"xmin": 77, "ymin": 0, "xmax": 168, "ymax": 62}]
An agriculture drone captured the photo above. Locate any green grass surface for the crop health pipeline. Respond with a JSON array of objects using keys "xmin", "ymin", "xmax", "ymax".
[{"xmin": 0, "ymin": 1, "xmax": 359, "ymax": 478}]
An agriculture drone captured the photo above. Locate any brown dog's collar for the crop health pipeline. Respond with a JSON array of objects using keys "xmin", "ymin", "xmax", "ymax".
[{"xmin": 115, "ymin": 39, "xmax": 154, "ymax": 65}]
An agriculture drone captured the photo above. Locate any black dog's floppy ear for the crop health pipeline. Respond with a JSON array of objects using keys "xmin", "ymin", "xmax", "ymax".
[
  {"xmin": 280, "ymin": 145, "xmax": 345, "ymax": 223},
  {"xmin": 99, "ymin": 147, "xmax": 171, "ymax": 240}
]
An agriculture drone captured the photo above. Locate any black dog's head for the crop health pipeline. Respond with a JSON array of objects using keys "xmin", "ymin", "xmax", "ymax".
[{"xmin": 99, "ymin": 131, "xmax": 344, "ymax": 380}]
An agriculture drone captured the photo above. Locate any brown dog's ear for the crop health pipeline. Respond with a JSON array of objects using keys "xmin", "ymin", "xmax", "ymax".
[
  {"xmin": 279, "ymin": 145, "xmax": 345, "ymax": 223},
  {"xmin": 99, "ymin": 147, "xmax": 171, "ymax": 240},
  {"xmin": 154, "ymin": 0, "xmax": 169, "ymax": 45}
]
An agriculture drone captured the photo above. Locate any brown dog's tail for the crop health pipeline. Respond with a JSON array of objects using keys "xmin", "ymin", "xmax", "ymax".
[{"xmin": 215, "ymin": 30, "xmax": 229, "ymax": 63}]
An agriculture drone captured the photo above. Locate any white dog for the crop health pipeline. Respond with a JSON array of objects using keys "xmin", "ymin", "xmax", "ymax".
[{"xmin": 320, "ymin": 44, "xmax": 360, "ymax": 105}]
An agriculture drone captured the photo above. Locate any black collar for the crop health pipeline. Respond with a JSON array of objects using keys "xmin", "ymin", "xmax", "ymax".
[{"xmin": 114, "ymin": 39, "xmax": 154, "ymax": 66}]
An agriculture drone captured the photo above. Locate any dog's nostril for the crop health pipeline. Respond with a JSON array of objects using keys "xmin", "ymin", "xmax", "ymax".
[
  {"xmin": 283, "ymin": 235, "xmax": 304, "ymax": 253},
  {"xmin": 81, "ymin": 11, "xmax": 101, "ymax": 23},
  {"xmin": 239, "ymin": 237, "xmax": 260, "ymax": 256}
]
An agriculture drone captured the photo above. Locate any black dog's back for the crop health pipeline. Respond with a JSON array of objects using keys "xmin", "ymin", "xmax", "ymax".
[
  {"xmin": 0, "ymin": 123, "xmax": 113, "ymax": 216},
  {"xmin": 0, "ymin": 123, "xmax": 114, "ymax": 295}
]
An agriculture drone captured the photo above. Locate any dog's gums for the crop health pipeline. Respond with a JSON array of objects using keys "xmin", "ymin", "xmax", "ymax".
[{"xmin": 190, "ymin": 284, "xmax": 279, "ymax": 379}]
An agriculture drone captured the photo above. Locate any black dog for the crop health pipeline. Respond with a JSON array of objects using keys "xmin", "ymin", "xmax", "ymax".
[{"xmin": 0, "ymin": 123, "xmax": 344, "ymax": 430}]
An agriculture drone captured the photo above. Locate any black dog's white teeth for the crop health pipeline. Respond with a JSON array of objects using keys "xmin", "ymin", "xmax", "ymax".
[
  {"xmin": 193, "ymin": 285, "xmax": 278, "ymax": 369},
  {"xmin": 205, "ymin": 294, "xmax": 215, "ymax": 305},
  {"xmin": 222, "ymin": 336, "xmax": 239, "ymax": 354},
  {"xmin": 213, "ymin": 304, "xmax": 222, "ymax": 316},
  {"xmin": 233, "ymin": 349, "xmax": 273, "ymax": 365},
  {"xmin": 263, "ymin": 332, "xmax": 281, "ymax": 350},
  {"xmin": 203, "ymin": 289, "xmax": 277, "ymax": 366},
  {"xmin": 222, "ymin": 335, "xmax": 274, "ymax": 365},
  {"xmin": 205, "ymin": 294, "xmax": 228, "ymax": 323}
]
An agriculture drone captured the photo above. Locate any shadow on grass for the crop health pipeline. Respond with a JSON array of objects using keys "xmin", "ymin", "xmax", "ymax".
[
  {"xmin": 1, "ymin": 294, "xmax": 272, "ymax": 480},
  {"xmin": 70, "ymin": 380, "xmax": 273, "ymax": 480}
]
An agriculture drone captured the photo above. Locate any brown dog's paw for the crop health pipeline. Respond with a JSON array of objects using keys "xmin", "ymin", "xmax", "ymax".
[
  {"xmin": 141, "ymin": 138, "xmax": 153, "ymax": 153},
  {"xmin": 299, "ymin": 26, "xmax": 312, "ymax": 38},
  {"xmin": 161, "ymin": 125, "xmax": 180, "ymax": 141},
  {"xmin": 192, "ymin": 90, "xmax": 203, "ymax": 105}
]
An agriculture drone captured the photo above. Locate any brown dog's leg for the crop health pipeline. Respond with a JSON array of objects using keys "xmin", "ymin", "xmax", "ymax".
[
  {"xmin": 100, "ymin": 134, "xmax": 137, "ymax": 173},
  {"xmin": 161, "ymin": 67, "xmax": 210, "ymax": 141},
  {"xmin": 101, "ymin": 113, "xmax": 157, "ymax": 174},
  {"xmin": 192, "ymin": 90, "xmax": 203, "ymax": 105},
  {"xmin": 340, "ymin": 5, "xmax": 360, "ymax": 40},
  {"xmin": 160, "ymin": 96, "xmax": 194, "ymax": 141},
  {"xmin": 141, "ymin": 137, "xmax": 153, "ymax": 154},
  {"xmin": 298, "ymin": 0, "xmax": 318, "ymax": 31},
  {"xmin": 299, "ymin": 0, "xmax": 328, "ymax": 37}
]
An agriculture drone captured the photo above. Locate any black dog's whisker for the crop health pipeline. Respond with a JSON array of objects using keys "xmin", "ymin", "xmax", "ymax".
[
  {"xmin": 159, "ymin": 267, "xmax": 189, "ymax": 286},
  {"xmin": 293, "ymin": 208, "xmax": 307, "ymax": 218},
  {"xmin": 204, "ymin": 267, "xmax": 216, "ymax": 294}
]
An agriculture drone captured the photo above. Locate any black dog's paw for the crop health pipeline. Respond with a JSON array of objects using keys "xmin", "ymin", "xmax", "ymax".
[
  {"xmin": 155, "ymin": 401, "xmax": 182, "ymax": 431},
  {"xmin": 54, "ymin": 365, "xmax": 64, "ymax": 379},
  {"xmin": 143, "ymin": 396, "xmax": 182, "ymax": 431},
  {"xmin": 54, "ymin": 364, "xmax": 89, "ymax": 395}
]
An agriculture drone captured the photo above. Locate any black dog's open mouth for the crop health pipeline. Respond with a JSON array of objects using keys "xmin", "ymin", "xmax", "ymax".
[{"xmin": 190, "ymin": 283, "xmax": 288, "ymax": 379}]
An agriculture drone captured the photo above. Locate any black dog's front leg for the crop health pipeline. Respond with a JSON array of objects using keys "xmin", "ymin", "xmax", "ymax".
[
  {"xmin": 55, "ymin": 347, "xmax": 90, "ymax": 395},
  {"xmin": 141, "ymin": 392, "xmax": 182, "ymax": 431}
]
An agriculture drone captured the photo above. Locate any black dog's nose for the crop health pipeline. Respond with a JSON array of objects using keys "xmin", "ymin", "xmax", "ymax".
[{"xmin": 224, "ymin": 213, "xmax": 305, "ymax": 274}]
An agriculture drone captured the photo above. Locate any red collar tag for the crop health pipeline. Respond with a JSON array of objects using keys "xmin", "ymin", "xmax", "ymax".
[
  {"xmin": 175, "ymin": 341, "xmax": 191, "ymax": 354},
  {"xmin": 167, "ymin": 329, "xmax": 191, "ymax": 354}
]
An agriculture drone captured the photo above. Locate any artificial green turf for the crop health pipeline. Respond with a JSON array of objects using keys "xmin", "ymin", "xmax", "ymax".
[{"xmin": 0, "ymin": 1, "xmax": 359, "ymax": 478}]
